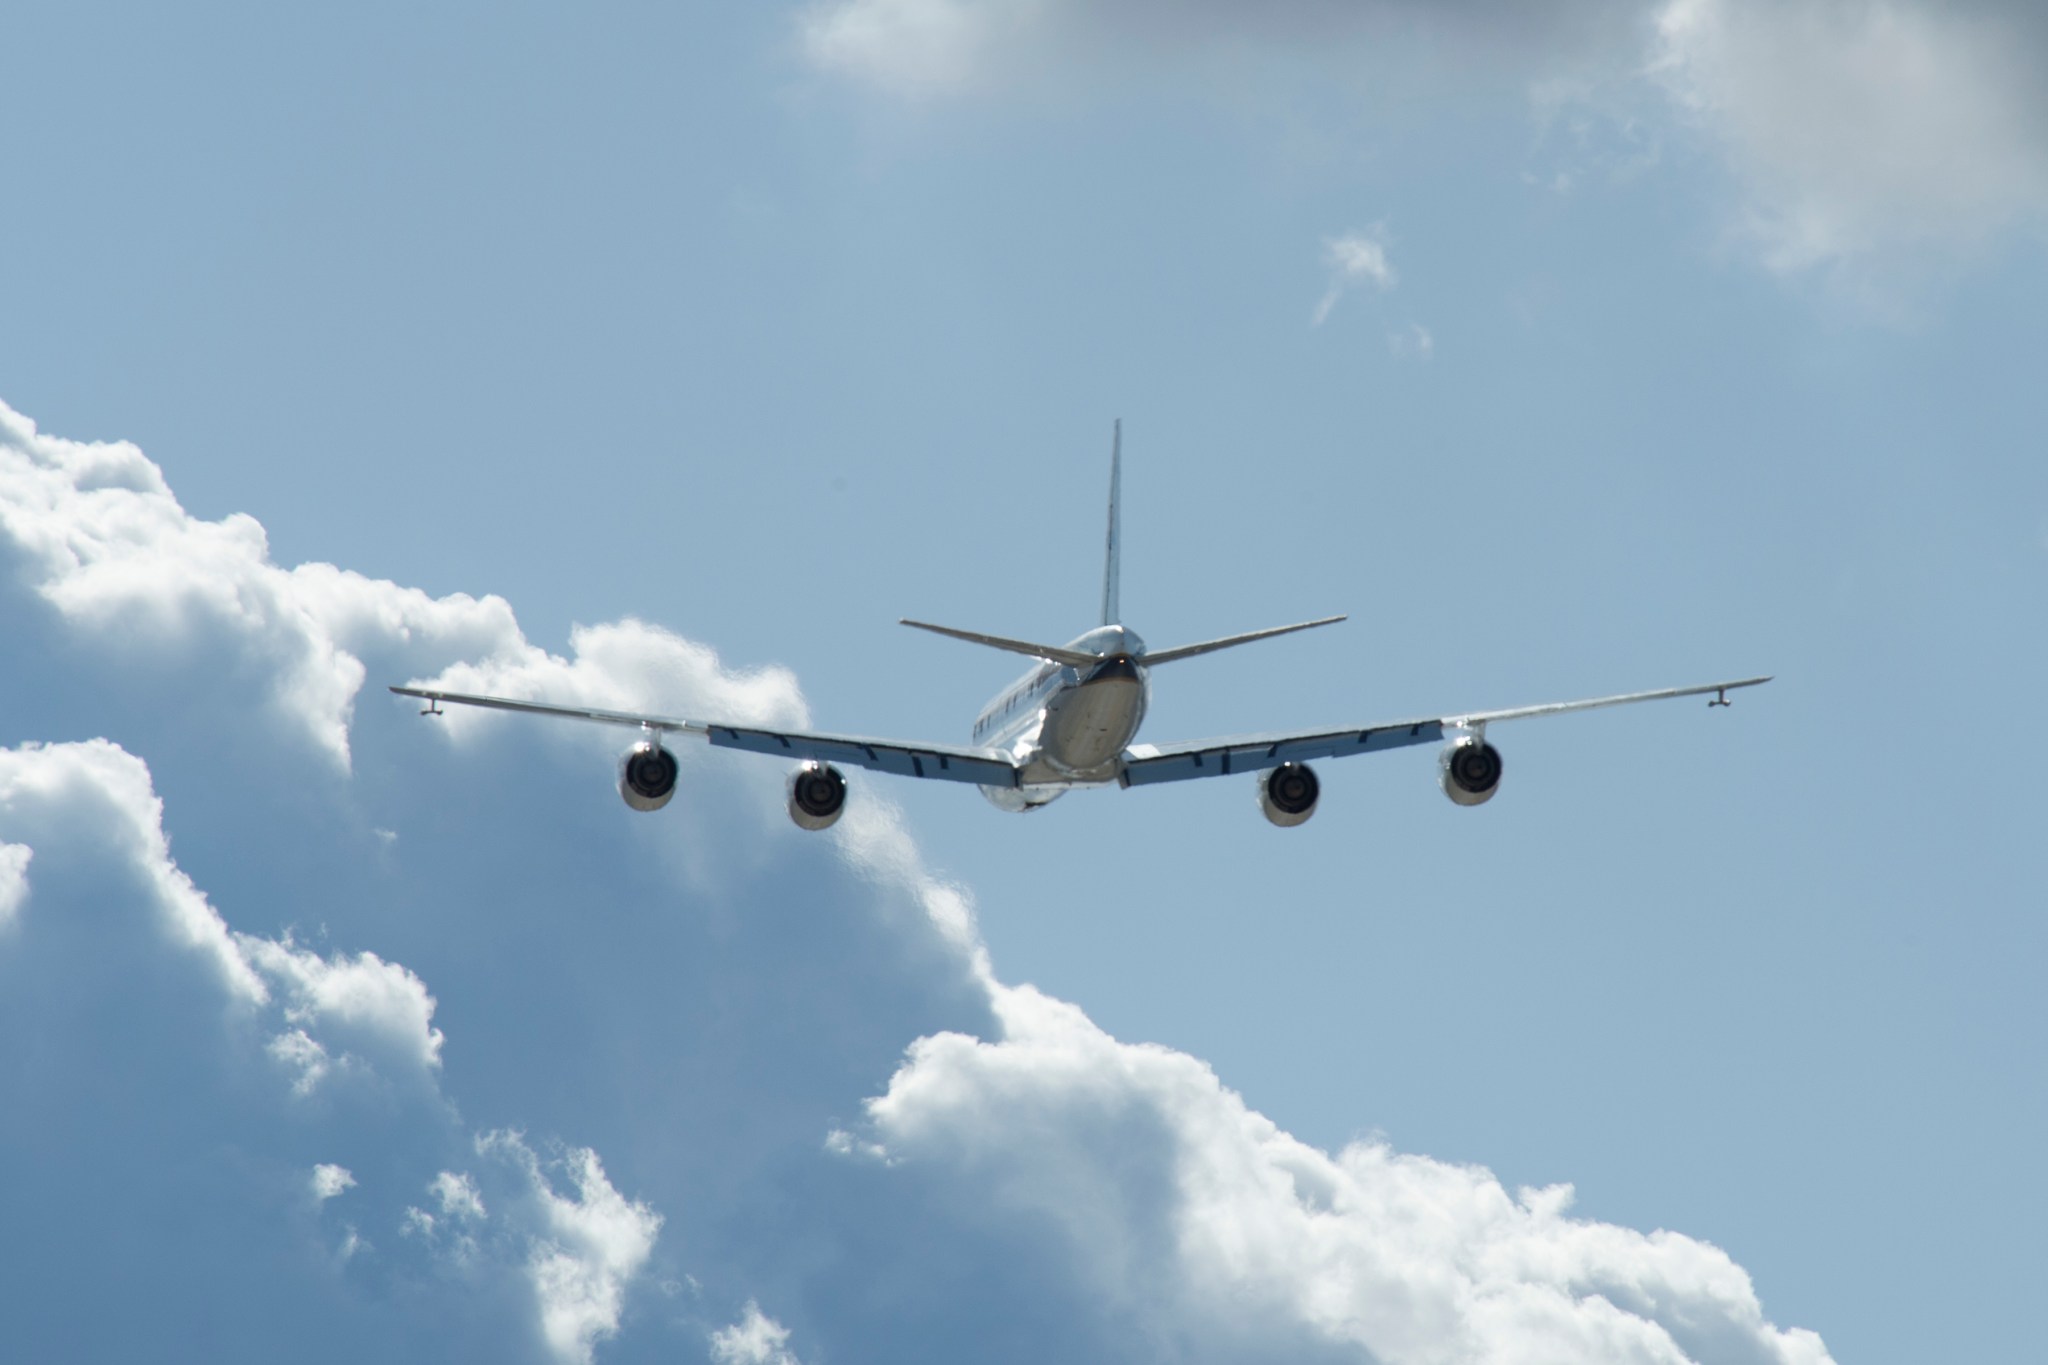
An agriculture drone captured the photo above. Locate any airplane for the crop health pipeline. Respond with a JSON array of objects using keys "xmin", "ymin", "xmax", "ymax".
[{"xmin": 392, "ymin": 423, "xmax": 1769, "ymax": 830}]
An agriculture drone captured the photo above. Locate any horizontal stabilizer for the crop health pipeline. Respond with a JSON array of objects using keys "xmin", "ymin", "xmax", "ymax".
[
  {"xmin": 900, "ymin": 619, "xmax": 1102, "ymax": 668},
  {"xmin": 1143, "ymin": 615, "xmax": 1347, "ymax": 666}
]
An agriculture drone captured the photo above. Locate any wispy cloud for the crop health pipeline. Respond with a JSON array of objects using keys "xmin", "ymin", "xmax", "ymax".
[
  {"xmin": 801, "ymin": 0, "xmax": 1641, "ymax": 97},
  {"xmin": 802, "ymin": 0, "xmax": 2048, "ymax": 285},
  {"xmin": 1651, "ymin": 0, "xmax": 2048, "ymax": 275},
  {"xmin": 1388, "ymin": 321, "xmax": 1435, "ymax": 359},
  {"xmin": 1313, "ymin": 228, "xmax": 1398, "ymax": 325},
  {"xmin": 712, "ymin": 1302, "xmax": 805, "ymax": 1365}
]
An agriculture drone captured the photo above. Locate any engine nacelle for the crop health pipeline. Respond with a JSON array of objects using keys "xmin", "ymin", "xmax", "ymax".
[
  {"xmin": 787, "ymin": 762, "xmax": 848, "ymax": 831},
  {"xmin": 1258, "ymin": 762, "xmax": 1320, "ymax": 827},
  {"xmin": 1439, "ymin": 738, "xmax": 1503, "ymax": 807},
  {"xmin": 618, "ymin": 741, "xmax": 679, "ymax": 812}
]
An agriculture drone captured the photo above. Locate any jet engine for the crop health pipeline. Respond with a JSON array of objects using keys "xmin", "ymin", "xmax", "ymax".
[
  {"xmin": 1439, "ymin": 737, "xmax": 1503, "ymax": 807},
  {"xmin": 787, "ymin": 762, "xmax": 849, "ymax": 831},
  {"xmin": 1258, "ymin": 762, "xmax": 1320, "ymax": 827},
  {"xmin": 618, "ymin": 740, "xmax": 679, "ymax": 812}
]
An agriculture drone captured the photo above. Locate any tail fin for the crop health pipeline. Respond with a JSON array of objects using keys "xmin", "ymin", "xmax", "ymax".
[{"xmin": 1101, "ymin": 420, "xmax": 1122, "ymax": 626}]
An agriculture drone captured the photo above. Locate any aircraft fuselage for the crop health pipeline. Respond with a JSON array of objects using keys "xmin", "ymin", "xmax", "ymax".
[{"xmin": 971, "ymin": 624, "xmax": 1151, "ymax": 810}]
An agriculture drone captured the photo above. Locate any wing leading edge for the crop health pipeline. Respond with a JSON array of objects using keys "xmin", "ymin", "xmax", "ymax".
[
  {"xmin": 387, "ymin": 685, "xmax": 1020, "ymax": 788},
  {"xmin": 1119, "ymin": 675, "xmax": 1771, "ymax": 788}
]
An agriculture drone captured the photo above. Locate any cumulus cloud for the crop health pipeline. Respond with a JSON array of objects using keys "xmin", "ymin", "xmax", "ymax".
[
  {"xmin": 0, "ymin": 735, "xmax": 492, "ymax": 1356},
  {"xmin": 0, "ymin": 394, "xmax": 996, "ymax": 1361},
  {"xmin": 0, "ymin": 733, "xmax": 444, "ymax": 1101},
  {"xmin": 857, "ymin": 982, "xmax": 1834, "ymax": 1364},
  {"xmin": 0, "ymin": 730, "xmax": 672, "ymax": 1363},
  {"xmin": 0, "ymin": 738, "xmax": 266, "ymax": 1003},
  {"xmin": 0, "ymin": 403, "xmax": 520, "ymax": 770},
  {"xmin": 479, "ymin": 1133, "xmax": 664, "ymax": 1365},
  {"xmin": 0, "ymin": 840, "xmax": 31, "ymax": 927},
  {"xmin": 269, "ymin": 1027, "xmax": 336, "ymax": 1096},
  {"xmin": 312, "ymin": 1163, "xmax": 358, "ymax": 1201},
  {"xmin": 240, "ymin": 935, "xmax": 445, "ymax": 1080},
  {"xmin": 434, "ymin": 1169, "xmax": 488, "ymax": 1222},
  {"xmin": 712, "ymin": 1301, "xmax": 805, "ymax": 1365},
  {"xmin": 0, "ymin": 396, "xmax": 1830, "ymax": 1363}
]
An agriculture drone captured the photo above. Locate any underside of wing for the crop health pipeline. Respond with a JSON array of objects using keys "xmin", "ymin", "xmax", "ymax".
[
  {"xmin": 389, "ymin": 685, "xmax": 1017, "ymax": 787},
  {"xmin": 703, "ymin": 725, "xmax": 1019, "ymax": 787},
  {"xmin": 1446, "ymin": 676, "xmax": 1773, "ymax": 726},
  {"xmin": 1120, "ymin": 719, "xmax": 1445, "ymax": 786},
  {"xmin": 390, "ymin": 685, "xmax": 704, "ymax": 732},
  {"xmin": 1119, "ymin": 675, "xmax": 1771, "ymax": 788}
]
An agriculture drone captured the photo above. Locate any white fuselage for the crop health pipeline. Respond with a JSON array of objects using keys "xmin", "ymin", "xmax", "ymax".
[{"xmin": 971, "ymin": 625, "xmax": 1152, "ymax": 810}]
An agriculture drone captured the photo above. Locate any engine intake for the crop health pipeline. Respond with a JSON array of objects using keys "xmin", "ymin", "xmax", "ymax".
[
  {"xmin": 1258, "ymin": 762, "xmax": 1320, "ymax": 827},
  {"xmin": 788, "ymin": 762, "xmax": 849, "ymax": 831},
  {"xmin": 618, "ymin": 741, "xmax": 679, "ymax": 812},
  {"xmin": 1439, "ymin": 738, "xmax": 1503, "ymax": 807}
]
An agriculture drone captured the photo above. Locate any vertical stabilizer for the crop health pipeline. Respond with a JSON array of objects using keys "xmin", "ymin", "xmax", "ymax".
[{"xmin": 1101, "ymin": 420, "xmax": 1122, "ymax": 626}]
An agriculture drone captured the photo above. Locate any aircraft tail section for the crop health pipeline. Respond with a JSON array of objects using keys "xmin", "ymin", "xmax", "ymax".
[
  {"xmin": 899, "ymin": 619, "xmax": 1101, "ymax": 668},
  {"xmin": 1101, "ymin": 420, "xmax": 1122, "ymax": 627},
  {"xmin": 1142, "ymin": 615, "xmax": 1348, "ymax": 665}
]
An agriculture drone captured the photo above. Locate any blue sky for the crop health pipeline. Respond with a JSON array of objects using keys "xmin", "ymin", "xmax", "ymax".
[{"xmin": 2, "ymin": 3, "xmax": 2044, "ymax": 1362}]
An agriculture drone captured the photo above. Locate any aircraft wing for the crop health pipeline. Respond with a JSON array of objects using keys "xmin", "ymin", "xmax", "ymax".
[
  {"xmin": 701, "ymin": 723, "xmax": 1019, "ymax": 787},
  {"xmin": 1118, "ymin": 675, "xmax": 1771, "ymax": 787},
  {"xmin": 388, "ymin": 686, "xmax": 1021, "ymax": 788}
]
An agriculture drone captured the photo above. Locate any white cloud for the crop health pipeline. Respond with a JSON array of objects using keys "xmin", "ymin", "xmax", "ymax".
[
  {"xmin": 336, "ymin": 1224, "xmax": 369, "ymax": 1262},
  {"xmin": 801, "ymin": 0, "xmax": 1048, "ymax": 97},
  {"xmin": 801, "ymin": 0, "xmax": 1640, "ymax": 97},
  {"xmin": 0, "ymin": 729, "xmax": 669, "ymax": 1361},
  {"xmin": 434, "ymin": 1170, "xmax": 488, "ymax": 1222},
  {"xmin": 1389, "ymin": 321, "xmax": 1436, "ymax": 359},
  {"xmin": 800, "ymin": 0, "xmax": 2048, "ymax": 280},
  {"xmin": 239, "ymin": 935, "xmax": 445, "ymax": 1080},
  {"xmin": 1313, "ymin": 228, "xmax": 1399, "ymax": 326},
  {"xmin": 0, "ymin": 738, "xmax": 266, "ymax": 1003},
  {"xmin": 855, "ymin": 981, "xmax": 1835, "ymax": 1364},
  {"xmin": 0, "ymin": 396, "xmax": 1830, "ymax": 1363},
  {"xmin": 1651, "ymin": 0, "xmax": 2048, "ymax": 272},
  {"xmin": 0, "ymin": 734, "xmax": 444, "ymax": 1097},
  {"xmin": 269, "ymin": 1028, "xmax": 333, "ymax": 1095},
  {"xmin": 0, "ymin": 403, "xmax": 527, "ymax": 770},
  {"xmin": 711, "ymin": 1301, "xmax": 805, "ymax": 1365},
  {"xmin": 480, "ymin": 1132, "xmax": 664, "ymax": 1365},
  {"xmin": 312, "ymin": 1163, "xmax": 358, "ymax": 1201},
  {"xmin": 0, "ymin": 841, "xmax": 31, "ymax": 928},
  {"xmin": 1526, "ymin": 73, "xmax": 1666, "ymax": 194}
]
